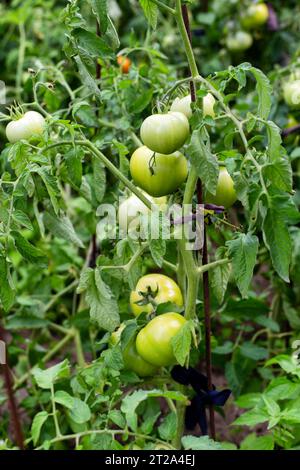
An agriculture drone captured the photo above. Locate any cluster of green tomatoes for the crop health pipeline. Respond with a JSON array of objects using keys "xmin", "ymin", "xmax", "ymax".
[
  {"xmin": 115, "ymin": 93, "xmax": 240, "ymax": 376},
  {"xmin": 119, "ymin": 92, "xmax": 238, "ymax": 236},
  {"xmin": 225, "ymin": 2, "xmax": 269, "ymax": 53},
  {"xmin": 111, "ymin": 273, "xmax": 186, "ymax": 377}
]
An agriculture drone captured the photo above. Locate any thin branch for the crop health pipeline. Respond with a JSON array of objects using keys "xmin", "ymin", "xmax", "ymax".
[{"xmin": 150, "ymin": 0, "xmax": 175, "ymax": 15}]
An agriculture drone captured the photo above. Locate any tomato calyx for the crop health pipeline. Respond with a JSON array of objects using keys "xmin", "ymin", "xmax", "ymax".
[
  {"xmin": 7, "ymin": 102, "xmax": 25, "ymax": 121},
  {"xmin": 135, "ymin": 284, "xmax": 159, "ymax": 312}
]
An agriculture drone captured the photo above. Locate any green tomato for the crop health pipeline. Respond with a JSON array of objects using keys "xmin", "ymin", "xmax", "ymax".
[
  {"xmin": 225, "ymin": 31, "xmax": 253, "ymax": 52},
  {"xmin": 140, "ymin": 112, "xmax": 190, "ymax": 154},
  {"xmin": 118, "ymin": 192, "xmax": 167, "ymax": 234},
  {"xmin": 203, "ymin": 93, "xmax": 216, "ymax": 118},
  {"xmin": 170, "ymin": 93, "xmax": 216, "ymax": 119},
  {"xmin": 123, "ymin": 338, "xmax": 158, "ymax": 377},
  {"xmin": 283, "ymin": 80, "xmax": 300, "ymax": 109},
  {"xmin": 6, "ymin": 111, "xmax": 45, "ymax": 143},
  {"xmin": 206, "ymin": 167, "xmax": 237, "ymax": 209},
  {"xmin": 136, "ymin": 312, "xmax": 187, "ymax": 367},
  {"xmin": 130, "ymin": 273, "xmax": 184, "ymax": 317},
  {"xmin": 110, "ymin": 324, "xmax": 126, "ymax": 346},
  {"xmin": 130, "ymin": 146, "xmax": 188, "ymax": 197},
  {"xmin": 241, "ymin": 3, "xmax": 269, "ymax": 29}
]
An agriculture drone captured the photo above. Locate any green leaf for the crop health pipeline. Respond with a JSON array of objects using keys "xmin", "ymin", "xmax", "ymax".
[
  {"xmin": 263, "ymin": 158, "xmax": 293, "ymax": 192},
  {"xmin": 73, "ymin": 28, "xmax": 113, "ymax": 58},
  {"xmin": 239, "ymin": 342, "xmax": 268, "ymax": 361},
  {"xmin": 262, "ymin": 194, "xmax": 292, "ymax": 282},
  {"xmin": 74, "ymin": 55, "xmax": 101, "ymax": 99},
  {"xmin": 7, "ymin": 142, "xmax": 30, "ymax": 176},
  {"xmin": 12, "ymin": 210, "xmax": 34, "ymax": 230},
  {"xmin": 233, "ymin": 409, "xmax": 269, "ymax": 427},
  {"xmin": 69, "ymin": 398, "xmax": 91, "ymax": 424},
  {"xmin": 54, "ymin": 391, "xmax": 74, "ymax": 409},
  {"xmin": 90, "ymin": 0, "xmax": 108, "ymax": 33},
  {"xmin": 77, "ymin": 268, "xmax": 120, "ymax": 332},
  {"xmin": 43, "ymin": 211, "xmax": 84, "ymax": 248},
  {"xmin": 265, "ymin": 121, "xmax": 282, "ymax": 162},
  {"xmin": 0, "ymin": 255, "xmax": 15, "ymax": 311},
  {"xmin": 281, "ymin": 398, "xmax": 300, "ymax": 424},
  {"xmin": 158, "ymin": 412, "xmax": 177, "ymax": 441},
  {"xmin": 227, "ymin": 233, "xmax": 258, "ymax": 298},
  {"xmin": 11, "ymin": 231, "xmax": 48, "ymax": 266},
  {"xmin": 65, "ymin": 148, "xmax": 83, "ymax": 189},
  {"xmin": 102, "ymin": 345, "xmax": 124, "ymax": 370},
  {"xmin": 262, "ymin": 395, "xmax": 281, "ymax": 417},
  {"xmin": 266, "ymin": 377, "xmax": 300, "ymax": 401},
  {"xmin": 6, "ymin": 315, "xmax": 48, "ymax": 330},
  {"xmin": 255, "ymin": 315, "xmax": 279, "ymax": 332},
  {"xmin": 210, "ymin": 247, "xmax": 231, "ymax": 304},
  {"xmin": 182, "ymin": 435, "xmax": 222, "ymax": 450},
  {"xmin": 121, "ymin": 389, "xmax": 187, "ymax": 432},
  {"xmin": 108, "ymin": 410, "xmax": 126, "ymax": 429},
  {"xmin": 235, "ymin": 393, "xmax": 262, "ymax": 409},
  {"xmin": 249, "ymin": 67, "xmax": 272, "ymax": 120},
  {"xmin": 265, "ymin": 355, "xmax": 300, "ymax": 377},
  {"xmin": 213, "ymin": 341, "xmax": 234, "ymax": 355},
  {"xmin": 32, "ymin": 360, "xmax": 70, "ymax": 389},
  {"xmin": 240, "ymin": 433, "xmax": 274, "ymax": 451},
  {"xmin": 92, "ymin": 158, "xmax": 106, "ymax": 204},
  {"xmin": 139, "ymin": 0, "xmax": 158, "ymax": 29},
  {"xmin": 30, "ymin": 165, "xmax": 60, "ymax": 214},
  {"xmin": 150, "ymin": 238, "xmax": 166, "ymax": 268},
  {"xmin": 104, "ymin": 16, "xmax": 120, "ymax": 50},
  {"xmin": 188, "ymin": 127, "xmax": 219, "ymax": 194},
  {"xmin": 31, "ymin": 411, "xmax": 49, "ymax": 446},
  {"xmin": 171, "ymin": 321, "xmax": 192, "ymax": 367},
  {"xmin": 225, "ymin": 362, "xmax": 245, "ymax": 395}
]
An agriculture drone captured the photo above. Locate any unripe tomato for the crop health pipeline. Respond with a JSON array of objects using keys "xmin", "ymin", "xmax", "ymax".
[
  {"xmin": 203, "ymin": 93, "xmax": 216, "ymax": 118},
  {"xmin": 286, "ymin": 115, "xmax": 298, "ymax": 128},
  {"xmin": 118, "ymin": 192, "xmax": 167, "ymax": 234},
  {"xmin": 206, "ymin": 167, "xmax": 237, "ymax": 209},
  {"xmin": 6, "ymin": 111, "xmax": 45, "ymax": 143},
  {"xmin": 130, "ymin": 273, "xmax": 184, "ymax": 317},
  {"xmin": 171, "ymin": 95, "xmax": 193, "ymax": 119},
  {"xmin": 123, "ymin": 338, "xmax": 158, "ymax": 377},
  {"xmin": 110, "ymin": 324, "xmax": 126, "ymax": 346},
  {"xmin": 283, "ymin": 80, "xmax": 300, "ymax": 109},
  {"xmin": 225, "ymin": 31, "xmax": 253, "ymax": 52},
  {"xmin": 140, "ymin": 112, "xmax": 190, "ymax": 154},
  {"xmin": 170, "ymin": 93, "xmax": 216, "ymax": 119},
  {"xmin": 130, "ymin": 146, "xmax": 188, "ymax": 197},
  {"xmin": 136, "ymin": 312, "xmax": 187, "ymax": 367},
  {"xmin": 117, "ymin": 55, "xmax": 131, "ymax": 74},
  {"xmin": 241, "ymin": 3, "xmax": 269, "ymax": 29}
]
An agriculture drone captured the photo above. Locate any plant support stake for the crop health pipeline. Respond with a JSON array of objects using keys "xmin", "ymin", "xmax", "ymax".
[
  {"xmin": 0, "ymin": 326, "xmax": 25, "ymax": 449},
  {"xmin": 181, "ymin": 2, "xmax": 216, "ymax": 439}
]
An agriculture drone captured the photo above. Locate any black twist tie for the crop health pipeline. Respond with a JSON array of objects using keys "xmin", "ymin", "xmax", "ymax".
[{"xmin": 171, "ymin": 366, "xmax": 231, "ymax": 435}]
